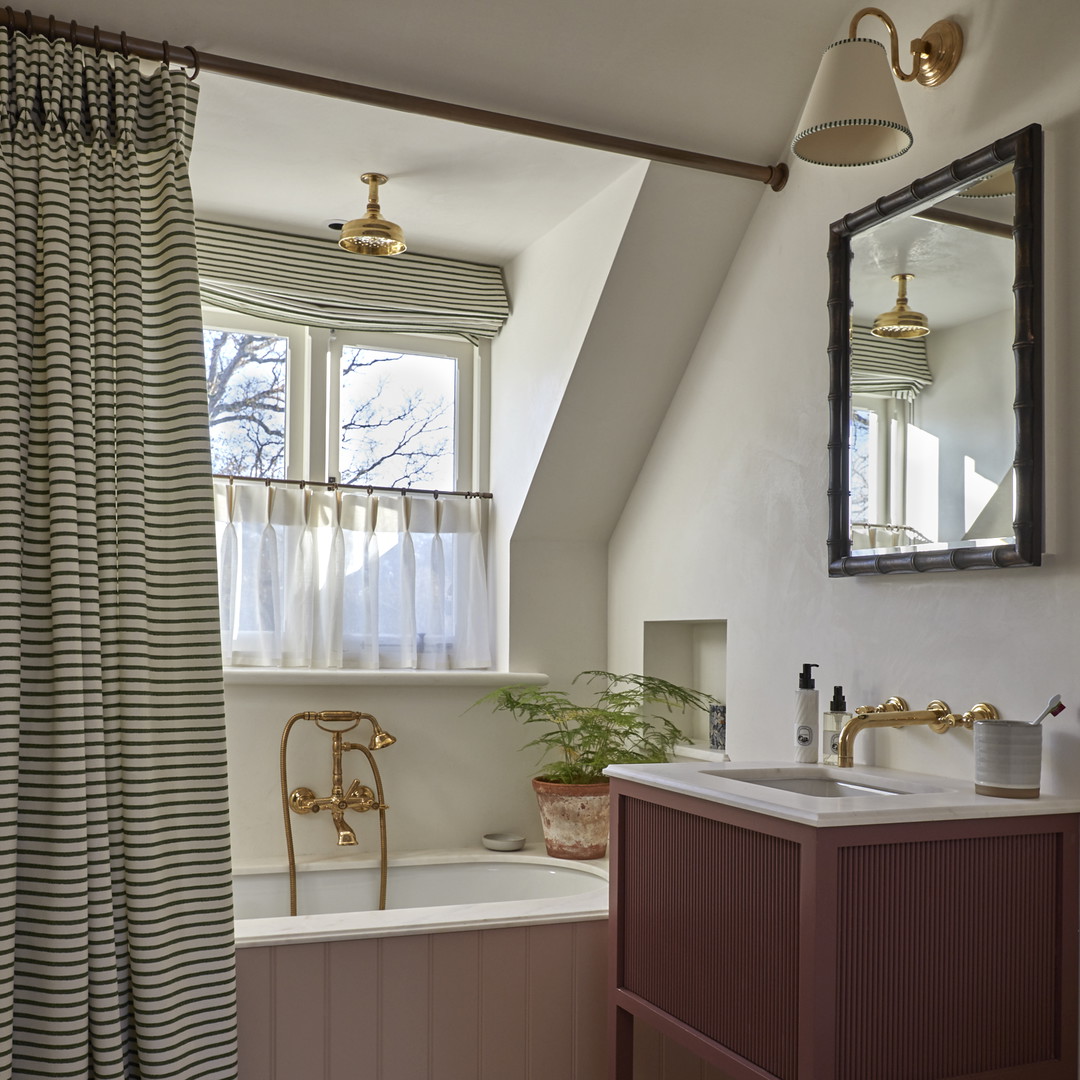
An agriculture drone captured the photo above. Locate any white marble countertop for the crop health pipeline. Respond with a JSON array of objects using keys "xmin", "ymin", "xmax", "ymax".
[{"xmin": 604, "ymin": 761, "xmax": 1080, "ymax": 827}]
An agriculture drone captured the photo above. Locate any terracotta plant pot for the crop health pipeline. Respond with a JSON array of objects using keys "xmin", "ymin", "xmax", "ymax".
[{"xmin": 531, "ymin": 777, "xmax": 610, "ymax": 860}]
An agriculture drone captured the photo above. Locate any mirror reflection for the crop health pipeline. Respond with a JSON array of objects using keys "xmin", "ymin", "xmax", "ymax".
[
  {"xmin": 848, "ymin": 164, "xmax": 1016, "ymax": 553},
  {"xmin": 827, "ymin": 124, "xmax": 1042, "ymax": 576}
]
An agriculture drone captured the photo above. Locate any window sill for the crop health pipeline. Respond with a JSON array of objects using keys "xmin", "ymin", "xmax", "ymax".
[{"xmin": 222, "ymin": 667, "xmax": 547, "ymax": 688}]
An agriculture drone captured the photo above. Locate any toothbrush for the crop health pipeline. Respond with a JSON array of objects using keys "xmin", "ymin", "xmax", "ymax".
[{"xmin": 1029, "ymin": 694, "xmax": 1065, "ymax": 726}]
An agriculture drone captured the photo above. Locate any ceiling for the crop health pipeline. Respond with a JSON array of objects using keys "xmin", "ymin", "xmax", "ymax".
[
  {"xmin": 188, "ymin": 71, "xmax": 639, "ymax": 264},
  {"xmin": 851, "ymin": 179, "xmax": 1017, "ymax": 332},
  {"xmin": 67, "ymin": 0, "xmax": 858, "ymax": 264}
]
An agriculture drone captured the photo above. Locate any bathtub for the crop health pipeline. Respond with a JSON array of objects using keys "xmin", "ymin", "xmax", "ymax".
[
  {"xmin": 233, "ymin": 846, "xmax": 609, "ymax": 947},
  {"xmin": 235, "ymin": 847, "xmax": 610, "ymax": 1078}
]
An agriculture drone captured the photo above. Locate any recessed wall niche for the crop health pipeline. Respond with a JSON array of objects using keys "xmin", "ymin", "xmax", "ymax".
[{"xmin": 642, "ymin": 620, "xmax": 727, "ymax": 753}]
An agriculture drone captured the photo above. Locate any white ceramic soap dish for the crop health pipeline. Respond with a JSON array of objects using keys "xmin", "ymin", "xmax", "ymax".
[{"xmin": 482, "ymin": 832, "xmax": 526, "ymax": 851}]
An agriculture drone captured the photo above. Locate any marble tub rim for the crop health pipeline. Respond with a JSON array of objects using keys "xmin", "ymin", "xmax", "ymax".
[{"xmin": 232, "ymin": 844, "xmax": 610, "ymax": 948}]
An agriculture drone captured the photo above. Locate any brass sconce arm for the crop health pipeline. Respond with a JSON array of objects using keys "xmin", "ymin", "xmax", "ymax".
[
  {"xmin": 848, "ymin": 7, "xmax": 963, "ymax": 87},
  {"xmin": 837, "ymin": 696, "xmax": 998, "ymax": 767}
]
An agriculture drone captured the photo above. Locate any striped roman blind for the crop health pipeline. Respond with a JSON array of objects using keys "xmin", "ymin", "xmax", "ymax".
[
  {"xmin": 851, "ymin": 324, "xmax": 933, "ymax": 400},
  {"xmin": 196, "ymin": 219, "xmax": 510, "ymax": 341}
]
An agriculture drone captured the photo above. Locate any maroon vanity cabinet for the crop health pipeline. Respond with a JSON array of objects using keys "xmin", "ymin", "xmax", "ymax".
[{"xmin": 608, "ymin": 776, "xmax": 1079, "ymax": 1080}]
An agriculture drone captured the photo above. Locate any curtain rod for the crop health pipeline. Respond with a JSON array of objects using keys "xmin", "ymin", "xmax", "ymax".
[
  {"xmin": 2, "ymin": 8, "xmax": 788, "ymax": 191},
  {"xmin": 214, "ymin": 474, "xmax": 493, "ymax": 500},
  {"xmin": 914, "ymin": 206, "xmax": 1014, "ymax": 240}
]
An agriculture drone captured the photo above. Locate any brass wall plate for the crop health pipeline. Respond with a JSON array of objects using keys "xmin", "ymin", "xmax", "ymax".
[{"xmin": 915, "ymin": 20, "xmax": 963, "ymax": 87}]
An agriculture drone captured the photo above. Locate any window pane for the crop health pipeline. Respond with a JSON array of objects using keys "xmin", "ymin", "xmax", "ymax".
[
  {"xmin": 850, "ymin": 406, "xmax": 874, "ymax": 522},
  {"xmin": 339, "ymin": 347, "xmax": 455, "ymax": 488},
  {"xmin": 204, "ymin": 327, "xmax": 287, "ymax": 478}
]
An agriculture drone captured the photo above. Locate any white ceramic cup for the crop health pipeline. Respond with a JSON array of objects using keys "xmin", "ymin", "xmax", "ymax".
[{"xmin": 974, "ymin": 720, "xmax": 1042, "ymax": 798}]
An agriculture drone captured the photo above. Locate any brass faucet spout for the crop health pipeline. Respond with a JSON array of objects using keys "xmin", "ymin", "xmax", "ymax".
[
  {"xmin": 332, "ymin": 808, "xmax": 358, "ymax": 845},
  {"xmin": 837, "ymin": 698, "xmax": 951, "ymax": 767}
]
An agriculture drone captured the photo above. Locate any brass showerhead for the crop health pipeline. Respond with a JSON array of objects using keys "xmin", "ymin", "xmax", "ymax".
[
  {"xmin": 338, "ymin": 172, "xmax": 407, "ymax": 256},
  {"xmin": 368, "ymin": 719, "xmax": 396, "ymax": 751}
]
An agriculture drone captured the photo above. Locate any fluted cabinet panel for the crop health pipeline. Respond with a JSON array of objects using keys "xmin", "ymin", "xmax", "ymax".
[
  {"xmin": 620, "ymin": 797, "xmax": 800, "ymax": 1080},
  {"xmin": 836, "ymin": 833, "xmax": 1061, "ymax": 1080}
]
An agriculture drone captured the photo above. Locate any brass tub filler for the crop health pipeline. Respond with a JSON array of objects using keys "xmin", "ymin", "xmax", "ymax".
[{"xmin": 279, "ymin": 710, "xmax": 396, "ymax": 916}]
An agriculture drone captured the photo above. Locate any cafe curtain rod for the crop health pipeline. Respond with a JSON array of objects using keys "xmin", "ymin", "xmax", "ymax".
[
  {"xmin": 1, "ymin": 7, "xmax": 788, "ymax": 191},
  {"xmin": 214, "ymin": 474, "xmax": 493, "ymax": 501}
]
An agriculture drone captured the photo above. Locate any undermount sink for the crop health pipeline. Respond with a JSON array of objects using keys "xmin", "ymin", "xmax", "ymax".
[
  {"xmin": 700, "ymin": 765, "xmax": 941, "ymax": 800},
  {"xmin": 733, "ymin": 775, "xmax": 905, "ymax": 798}
]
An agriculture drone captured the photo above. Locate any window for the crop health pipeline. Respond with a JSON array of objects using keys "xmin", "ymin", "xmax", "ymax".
[
  {"xmin": 204, "ymin": 309, "xmax": 491, "ymax": 671},
  {"xmin": 203, "ymin": 308, "xmax": 476, "ymax": 490}
]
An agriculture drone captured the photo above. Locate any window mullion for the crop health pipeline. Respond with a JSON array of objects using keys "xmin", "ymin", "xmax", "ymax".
[{"xmin": 307, "ymin": 327, "xmax": 335, "ymax": 483}]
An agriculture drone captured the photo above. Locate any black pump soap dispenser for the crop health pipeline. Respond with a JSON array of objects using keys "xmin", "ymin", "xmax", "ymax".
[{"xmin": 794, "ymin": 663, "xmax": 819, "ymax": 763}]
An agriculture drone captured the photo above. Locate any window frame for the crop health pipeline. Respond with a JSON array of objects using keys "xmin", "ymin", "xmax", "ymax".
[{"xmin": 202, "ymin": 307, "xmax": 481, "ymax": 491}]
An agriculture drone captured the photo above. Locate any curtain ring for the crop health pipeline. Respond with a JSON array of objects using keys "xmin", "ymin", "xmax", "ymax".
[
  {"xmin": 161, "ymin": 39, "xmax": 170, "ymax": 67},
  {"xmin": 67, "ymin": 18, "xmax": 76, "ymax": 44},
  {"xmin": 119, "ymin": 30, "xmax": 128, "ymax": 57},
  {"xmin": 46, "ymin": 13, "xmax": 54, "ymax": 39},
  {"xmin": 92, "ymin": 24, "xmax": 101, "ymax": 53},
  {"xmin": 21, "ymin": 9, "xmax": 31, "ymax": 36},
  {"xmin": 184, "ymin": 44, "xmax": 200, "ymax": 81},
  {"xmin": 3, "ymin": 7, "xmax": 13, "ymax": 36}
]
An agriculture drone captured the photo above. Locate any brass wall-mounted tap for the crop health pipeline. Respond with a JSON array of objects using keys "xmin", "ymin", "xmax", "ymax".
[
  {"xmin": 279, "ymin": 710, "xmax": 396, "ymax": 915},
  {"xmin": 289, "ymin": 729, "xmax": 388, "ymax": 845},
  {"xmin": 837, "ymin": 696, "xmax": 998, "ymax": 767}
]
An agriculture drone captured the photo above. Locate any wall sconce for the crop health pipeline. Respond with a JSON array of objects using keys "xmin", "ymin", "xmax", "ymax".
[
  {"xmin": 871, "ymin": 273, "xmax": 930, "ymax": 339},
  {"xmin": 792, "ymin": 8, "xmax": 963, "ymax": 167},
  {"xmin": 338, "ymin": 173, "xmax": 407, "ymax": 256}
]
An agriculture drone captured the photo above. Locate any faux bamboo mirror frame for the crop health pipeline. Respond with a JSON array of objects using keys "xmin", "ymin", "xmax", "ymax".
[{"xmin": 827, "ymin": 124, "xmax": 1043, "ymax": 576}]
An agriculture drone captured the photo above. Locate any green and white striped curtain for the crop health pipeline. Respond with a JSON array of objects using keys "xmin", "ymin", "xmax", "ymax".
[
  {"xmin": 0, "ymin": 34, "xmax": 236, "ymax": 1079},
  {"xmin": 851, "ymin": 324, "xmax": 933, "ymax": 400},
  {"xmin": 196, "ymin": 219, "xmax": 511, "ymax": 342}
]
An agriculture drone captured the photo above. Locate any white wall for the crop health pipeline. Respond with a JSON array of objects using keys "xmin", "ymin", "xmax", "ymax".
[
  {"xmin": 918, "ymin": 309, "xmax": 1014, "ymax": 540},
  {"xmin": 608, "ymin": 0, "xmax": 1080, "ymax": 796},
  {"xmin": 225, "ymin": 677, "xmax": 548, "ymax": 866}
]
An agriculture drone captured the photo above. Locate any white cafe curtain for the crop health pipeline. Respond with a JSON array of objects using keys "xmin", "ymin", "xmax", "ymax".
[{"xmin": 216, "ymin": 480, "xmax": 491, "ymax": 670}]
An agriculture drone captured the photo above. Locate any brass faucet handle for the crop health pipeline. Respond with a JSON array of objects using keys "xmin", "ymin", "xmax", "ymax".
[
  {"xmin": 944, "ymin": 702, "xmax": 1000, "ymax": 729},
  {"xmin": 344, "ymin": 779, "xmax": 383, "ymax": 812},
  {"xmin": 289, "ymin": 786, "xmax": 320, "ymax": 814},
  {"xmin": 855, "ymin": 696, "xmax": 910, "ymax": 716}
]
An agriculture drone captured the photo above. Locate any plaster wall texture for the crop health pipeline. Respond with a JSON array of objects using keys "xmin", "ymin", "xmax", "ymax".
[
  {"xmin": 225, "ymin": 679, "xmax": 546, "ymax": 866},
  {"xmin": 607, "ymin": 0, "xmax": 1080, "ymax": 795}
]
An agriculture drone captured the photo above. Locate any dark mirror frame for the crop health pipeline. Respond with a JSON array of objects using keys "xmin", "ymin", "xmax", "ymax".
[{"xmin": 827, "ymin": 124, "xmax": 1043, "ymax": 576}]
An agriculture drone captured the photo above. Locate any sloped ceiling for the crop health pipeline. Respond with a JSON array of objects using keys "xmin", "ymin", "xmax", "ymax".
[{"xmin": 63, "ymin": 0, "xmax": 857, "ymax": 263}]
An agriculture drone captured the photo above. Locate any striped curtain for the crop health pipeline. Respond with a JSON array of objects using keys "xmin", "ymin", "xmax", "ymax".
[
  {"xmin": 196, "ymin": 219, "xmax": 511, "ymax": 341},
  {"xmin": 0, "ymin": 34, "xmax": 236, "ymax": 1080},
  {"xmin": 851, "ymin": 324, "xmax": 933, "ymax": 400}
]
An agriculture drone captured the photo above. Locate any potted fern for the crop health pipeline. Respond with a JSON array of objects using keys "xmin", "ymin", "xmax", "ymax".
[{"xmin": 479, "ymin": 671, "xmax": 717, "ymax": 859}]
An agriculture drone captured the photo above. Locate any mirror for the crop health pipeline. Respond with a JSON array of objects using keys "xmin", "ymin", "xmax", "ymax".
[{"xmin": 827, "ymin": 125, "xmax": 1043, "ymax": 575}]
